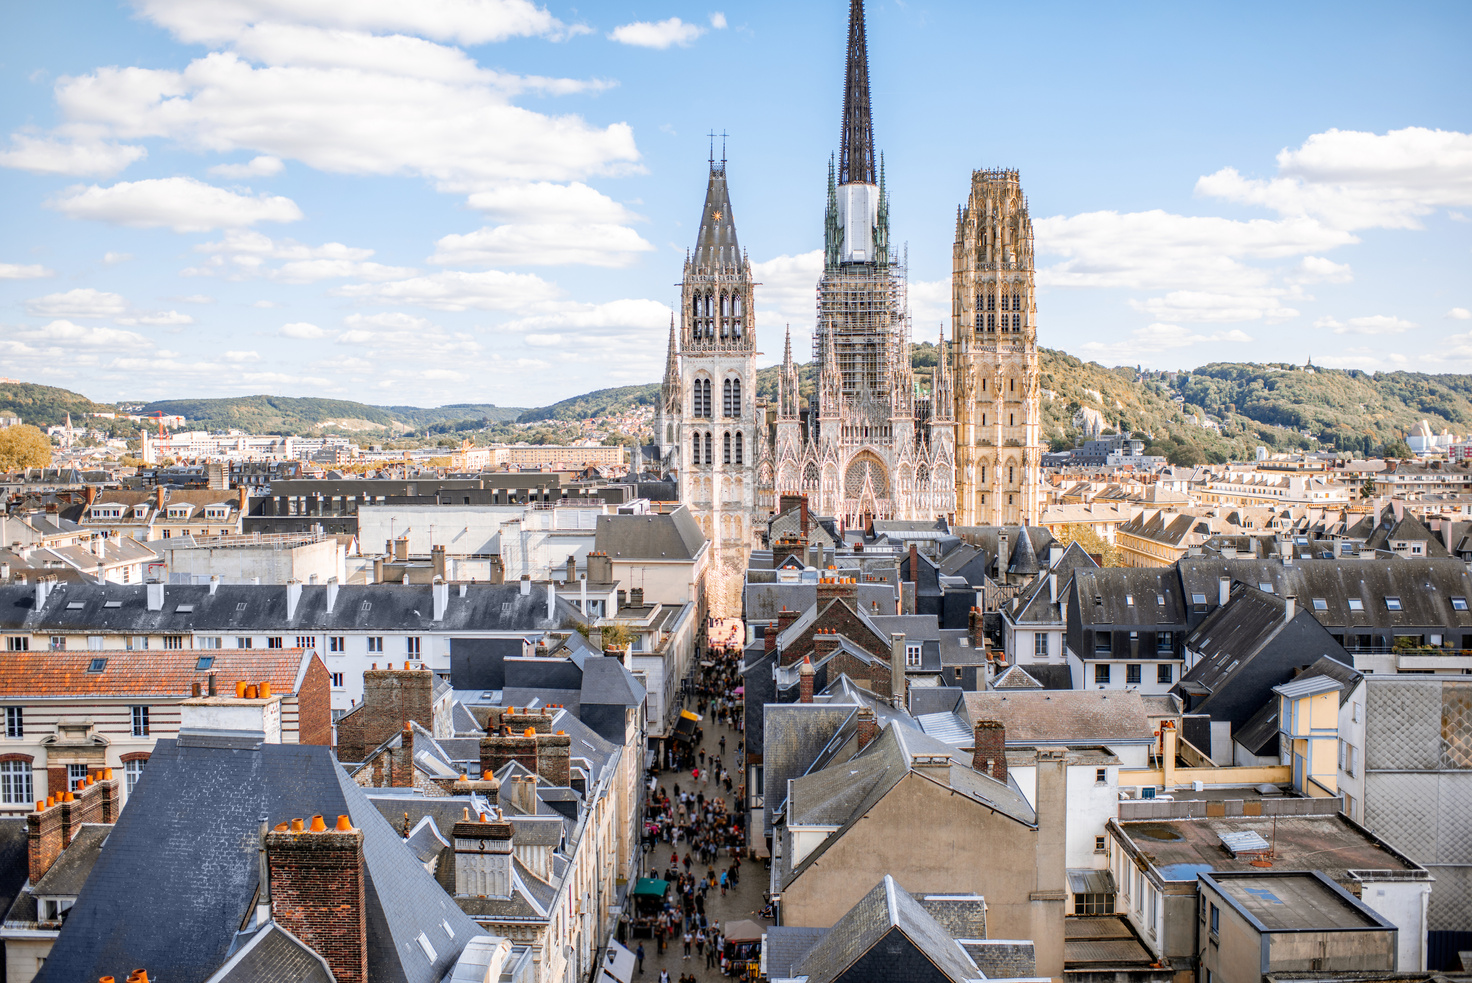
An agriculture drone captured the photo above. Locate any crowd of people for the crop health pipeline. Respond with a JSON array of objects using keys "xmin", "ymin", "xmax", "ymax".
[{"xmin": 630, "ymin": 630, "xmax": 757, "ymax": 977}]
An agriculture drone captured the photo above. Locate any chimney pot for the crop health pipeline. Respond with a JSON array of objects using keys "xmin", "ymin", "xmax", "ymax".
[
  {"xmin": 260, "ymin": 682, "xmax": 271, "ymax": 698},
  {"xmin": 103, "ymin": 767, "xmax": 112, "ymax": 780},
  {"xmin": 335, "ymin": 814, "xmax": 352, "ymax": 831},
  {"xmin": 290, "ymin": 818, "xmax": 305, "ymax": 832},
  {"xmin": 236, "ymin": 681, "xmax": 248, "ymax": 699},
  {"xmin": 309, "ymin": 815, "xmax": 327, "ymax": 832}
]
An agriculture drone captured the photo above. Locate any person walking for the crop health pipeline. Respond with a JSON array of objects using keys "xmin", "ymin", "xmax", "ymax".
[{"xmin": 659, "ymin": 970, "xmax": 670, "ymax": 983}]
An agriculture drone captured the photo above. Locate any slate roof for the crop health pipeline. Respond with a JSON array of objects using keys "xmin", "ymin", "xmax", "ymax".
[
  {"xmin": 762, "ymin": 926, "xmax": 829, "ymax": 979},
  {"xmin": 962, "ymin": 690, "xmax": 1156, "ymax": 746},
  {"xmin": 203, "ymin": 923, "xmax": 334, "ymax": 983},
  {"xmin": 0, "ymin": 648, "xmax": 315, "ymax": 699},
  {"xmin": 992, "ymin": 665, "xmax": 1043, "ymax": 689},
  {"xmin": 761, "ymin": 704, "xmax": 857, "ymax": 835},
  {"xmin": 34, "ymin": 738, "xmax": 484, "ymax": 983},
  {"xmin": 791, "ymin": 875, "xmax": 981, "ymax": 983},
  {"xmin": 0, "ymin": 581, "xmax": 583, "ymax": 634},
  {"xmin": 1071, "ymin": 567, "xmax": 1188, "ymax": 628},
  {"xmin": 0, "ymin": 819, "xmax": 29, "ymax": 929},
  {"xmin": 593, "ymin": 507, "xmax": 706, "ymax": 561},
  {"xmin": 32, "ymin": 823, "xmax": 109, "ymax": 896}
]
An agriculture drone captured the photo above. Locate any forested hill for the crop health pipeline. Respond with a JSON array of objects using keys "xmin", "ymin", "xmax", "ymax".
[{"xmin": 11, "ymin": 353, "xmax": 1472, "ymax": 461}]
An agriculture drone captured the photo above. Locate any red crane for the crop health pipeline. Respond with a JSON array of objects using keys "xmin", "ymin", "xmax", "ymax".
[{"xmin": 140, "ymin": 412, "xmax": 171, "ymax": 437}]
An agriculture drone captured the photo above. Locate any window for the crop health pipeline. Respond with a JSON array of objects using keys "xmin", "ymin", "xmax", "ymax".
[
  {"xmin": 1157, "ymin": 631, "xmax": 1173, "ymax": 652},
  {"xmin": 1095, "ymin": 664, "xmax": 1111, "ymax": 685},
  {"xmin": 5, "ymin": 636, "xmax": 28, "ymax": 652},
  {"xmin": 200, "ymin": 637, "xmax": 222, "ymax": 649},
  {"xmin": 1126, "ymin": 594, "xmax": 1135, "ymax": 606},
  {"xmin": 236, "ymin": 637, "xmax": 253, "ymax": 649},
  {"xmin": 734, "ymin": 432, "xmax": 744, "ymax": 465},
  {"xmin": 905, "ymin": 643, "xmax": 922, "ymax": 667},
  {"xmin": 1258, "ymin": 582, "xmax": 1274, "ymax": 593},
  {"xmin": 1095, "ymin": 768, "xmax": 1107, "ymax": 784},
  {"xmin": 1312, "ymin": 598, "xmax": 1328, "ymax": 611},
  {"xmin": 1454, "ymin": 597, "xmax": 1468, "ymax": 612},
  {"xmin": 1345, "ymin": 743, "xmax": 1357, "ymax": 776},
  {"xmin": 329, "ymin": 636, "xmax": 345, "ymax": 653},
  {"xmin": 195, "ymin": 656, "xmax": 214, "ymax": 670},
  {"xmin": 296, "ymin": 636, "xmax": 315, "ymax": 650},
  {"xmin": 704, "ymin": 432, "xmax": 712, "ymax": 465},
  {"xmin": 49, "ymin": 636, "xmax": 65, "ymax": 651},
  {"xmin": 162, "ymin": 635, "xmax": 184, "ymax": 650},
  {"xmin": 1209, "ymin": 903, "xmax": 1219, "ymax": 936},
  {"xmin": 131, "ymin": 706, "xmax": 150, "ymax": 737},
  {"xmin": 407, "ymin": 637, "xmax": 422, "ymax": 656},
  {"xmin": 367, "ymin": 637, "xmax": 383, "ymax": 653},
  {"xmin": 1034, "ymin": 634, "xmax": 1048, "ymax": 658},
  {"xmin": 1158, "ymin": 663, "xmax": 1174, "ymax": 685},
  {"xmin": 87, "ymin": 658, "xmax": 107, "ymax": 673},
  {"xmin": 1191, "ymin": 592, "xmax": 1207, "ymax": 612},
  {"xmin": 691, "ymin": 433, "xmax": 701, "ymax": 466},
  {"xmin": 723, "ymin": 432, "xmax": 731, "ymax": 465},
  {"xmin": 1095, "ymin": 634, "xmax": 1112, "ymax": 654},
  {"xmin": 1126, "ymin": 664, "xmax": 1142, "ymax": 685},
  {"xmin": 267, "ymin": 636, "xmax": 283, "ymax": 649},
  {"xmin": 68, "ymin": 764, "xmax": 89, "ymax": 789},
  {"xmin": 1348, "ymin": 598, "xmax": 1364, "ymax": 612},
  {"xmin": 5, "ymin": 707, "xmax": 22, "ymax": 739},
  {"xmin": 330, "ymin": 672, "xmax": 345, "ymax": 688},
  {"xmin": 1095, "ymin": 834, "xmax": 1107, "ymax": 852},
  {"xmin": 1156, "ymin": 594, "xmax": 1165, "ymax": 606},
  {"xmin": 1073, "ymin": 892, "xmax": 1115, "ymax": 915},
  {"xmin": 0, "ymin": 760, "xmax": 32, "ymax": 804},
  {"xmin": 124, "ymin": 758, "xmax": 145, "ymax": 795},
  {"xmin": 1385, "ymin": 597, "xmax": 1402, "ymax": 611}
]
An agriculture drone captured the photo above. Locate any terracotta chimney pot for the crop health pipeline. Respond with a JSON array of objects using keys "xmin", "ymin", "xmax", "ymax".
[
  {"xmin": 336, "ymin": 815, "xmax": 353, "ymax": 831},
  {"xmin": 309, "ymin": 815, "xmax": 327, "ymax": 832},
  {"xmin": 290, "ymin": 818, "xmax": 305, "ymax": 832}
]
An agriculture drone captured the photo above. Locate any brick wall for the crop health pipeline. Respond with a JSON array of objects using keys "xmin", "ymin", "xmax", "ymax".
[
  {"xmin": 296, "ymin": 653, "xmax": 333, "ymax": 747},
  {"xmin": 335, "ymin": 667, "xmax": 433, "ymax": 761},
  {"xmin": 268, "ymin": 822, "xmax": 368, "ymax": 983},
  {"xmin": 778, "ymin": 599, "xmax": 887, "ymax": 668},
  {"xmin": 26, "ymin": 775, "xmax": 118, "ymax": 882}
]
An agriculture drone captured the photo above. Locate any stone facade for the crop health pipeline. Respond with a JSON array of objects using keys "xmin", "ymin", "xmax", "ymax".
[
  {"xmin": 655, "ymin": 159, "xmax": 760, "ymax": 617},
  {"xmin": 952, "ymin": 168, "xmax": 1043, "ymax": 526}
]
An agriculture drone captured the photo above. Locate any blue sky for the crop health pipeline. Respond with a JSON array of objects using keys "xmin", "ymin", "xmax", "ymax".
[{"xmin": 1, "ymin": 0, "xmax": 1469, "ymax": 408}]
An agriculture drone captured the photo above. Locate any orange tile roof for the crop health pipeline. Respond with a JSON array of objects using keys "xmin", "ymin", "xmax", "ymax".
[{"xmin": 0, "ymin": 649, "xmax": 313, "ymax": 699}]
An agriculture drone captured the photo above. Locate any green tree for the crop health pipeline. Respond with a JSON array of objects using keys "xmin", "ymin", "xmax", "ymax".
[
  {"xmin": 1166, "ymin": 443, "xmax": 1205, "ymax": 467},
  {"xmin": 1055, "ymin": 524, "xmax": 1123, "ymax": 567},
  {"xmin": 1381, "ymin": 440, "xmax": 1412, "ymax": 459},
  {"xmin": 1360, "ymin": 477, "xmax": 1376, "ymax": 499},
  {"xmin": 0, "ymin": 425, "xmax": 52, "ymax": 469}
]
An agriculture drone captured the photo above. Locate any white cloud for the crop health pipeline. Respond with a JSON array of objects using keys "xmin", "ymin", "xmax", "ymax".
[
  {"xmin": 335, "ymin": 311, "xmax": 482, "ymax": 359},
  {"xmin": 103, "ymin": 251, "xmax": 133, "ymax": 265},
  {"xmin": 751, "ymin": 250, "xmax": 823, "ymax": 345},
  {"xmin": 0, "ymin": 134, "xmax": 146, "ymax": 176},
  {"xmin": 133, "ymin": 0, "xmax": 580, "ymax": 46},
  {"xmin": 9, "ymin": 319, "xmax": 152, "ymax": 349},
  {"xmin": 609, "ymin": 17, "xmax": 706, "ymax": 49},
  {"xmin": 26, "ymin": 288, "xmax": 130, "ymax": 319},
  {"xmin": 709, "ymin": 12, "xmax": 728, "ymax": 29},
  {"xmin": 908, "ymin": 279, "xmax": 950, "ymax": 339},
  {"xmin": 172, "ymin": 294, "xmax": 215, "ymax": 303},
  {"xmin": 0, "ymin": 263, "xmax": 54, "ymax": 279},
  {"xmin": 1080, "ymin": 323, "xmax": 1252, "ymax": 363},
  {"xmin": 1196, "ymin": 127, "xmax": 1472, "ymax": 230},
  {"xmin": 332, "ymin": 269, "xmax": 561, "ymax": 311},
  {"xmin": 465, "ymin": 182, "xmax": 640, "ymax": 224},
  {"xmin": 280, "ymin": 321, "xmax": 326, "ymax": 339},
  {"xmin": 1447, "ymin": 308, "xmax": 1472, "ymax": 320},
  {"xmin": 209, "ymin": 154, "xmax": 284, "ymax": 178},
  {"xmin": 118, "ymin": 310, "xmax": 194, "ymax": 326},
  {"xmin": 1129, "ymin": 291, "xmax": 1299, "ymax": 323},
  {"xmin": 1291, "ymin": 255, "xmax": 1353, "ymax": 284},
  {"xmin": 186, "ymin": 230, "xmax": 415, "ymax": 282},
  {"xmin": 223, "ymin": 349, "xmax": 260, "ymax": 362},
  {"xmin": 1314, "ymin": 314, "xmax": 1417, "ymax": 335},
  {"xmin": 51, "ymin": 177, "xmax": 302, "ymax": 232},
  {"xmin": 252, "ymin": 299, "xmax": 282, "ymax": 308},
  {"xmin": 501, "ymin": 298, "xmax": 671, "ymax": 335},
  {"xmin": 430, "ymin": 222, "xmax": 654, "ymax": 267}
]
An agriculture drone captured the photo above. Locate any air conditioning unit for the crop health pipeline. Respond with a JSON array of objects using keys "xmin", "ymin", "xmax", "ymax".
[{"xmin": 1141, "ymin": 786, "xmax": 1157, "ymax": 800}]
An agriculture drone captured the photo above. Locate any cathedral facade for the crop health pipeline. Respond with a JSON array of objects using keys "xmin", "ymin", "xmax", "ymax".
[
  {"xmin": 766, "ymin": 0, "xmax": 956, "ymax": 529},
  {"xmin": 654, "ymin": 158, "xmax": 760, "ymax": 617},
  {"xmin": 951, "ymin": 169, "xmax": 1043, "ymax": 526}
]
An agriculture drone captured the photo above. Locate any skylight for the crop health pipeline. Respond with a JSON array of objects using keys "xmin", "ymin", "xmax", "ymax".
[
  {"xmin": 1385, "ymin": 597, "xmax": 1403, "ymax": 611},
  {"xmin": 87, "ymin": 658, "xmax": 107, "ymax": 673},
  {"xmin": 1348, "ymin": 598, "xmax": 1364, "ymax": 611}
]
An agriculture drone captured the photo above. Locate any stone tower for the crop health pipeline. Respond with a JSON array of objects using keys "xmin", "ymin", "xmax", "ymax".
[
  {"xmin": 767, "ymin": 0, "xmax": 954, "ymax": 528},
  {"xmin": 660, "ymin": 155, "xmax": 759, "ymax": 616},
  {"xmin": 952, "ymin": 169, "xmax": 1042, "ymax": 526}
]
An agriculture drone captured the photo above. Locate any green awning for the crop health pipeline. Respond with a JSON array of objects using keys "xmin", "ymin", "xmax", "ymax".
[{"xmin": 632, "ymin": 878, "xmax": 668, "ymax": 896}]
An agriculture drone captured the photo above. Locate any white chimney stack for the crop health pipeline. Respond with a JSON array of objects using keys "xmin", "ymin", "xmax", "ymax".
[
  {"xmin": 209, "ymin": 575, "xmax": 220, "ymax": 595},
  {"xmin": 433, "ymin": 577, "xmax": 449, "ymax": 622},
  {"xmin": 286, "ymin": 580, "xmax": 302, "ymax": 620},
  {"xmin": 147, "ymin": 582, "xmax": 165, "ymax": 612},
  {"xmin": 325, "ymin": 577, "xmax": 339, "ymax": 612},
  {"xmin": 1284, "ymin": 595, "xmax": 1296, "ymax": 622},
  {"xmin": 546, "ymin": 581, "xmax": 555, "ymax": 621},
  {"xmin": 1218, "ymin": 576, "xmax": 1230, "ymax": 607},
  {"xmin": 520, "ymin": 575, "xmax": 531, "ymax": 597}
]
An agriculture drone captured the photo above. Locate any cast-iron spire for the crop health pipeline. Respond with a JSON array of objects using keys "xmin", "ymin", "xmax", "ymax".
[{"xmin": 838, "ymin": 0, "xmax": 876, "ymax": 186}]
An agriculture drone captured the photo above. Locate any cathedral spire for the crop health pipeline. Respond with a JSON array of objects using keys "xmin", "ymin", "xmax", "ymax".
[
  {"xmin": 838, "ymin": 0, "xmax": 876, "ymax": 186},
  {"xmin": 692, "ymin": 157, "xmax": 740, "ymax": 269},
  {"xmin": 780, "ymin": 326, "xmax": 800, "ymax": 419},
  {"xmin": 933, "ymin": 324, "xmax": 953, "ymax": 420},
  {"xmin": 661, "ymin": 317, "xmax": 681, "ymax": 413}
]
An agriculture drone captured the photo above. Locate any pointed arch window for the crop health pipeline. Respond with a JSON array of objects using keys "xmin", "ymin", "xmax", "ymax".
[
  {"xmin": 1011, "ymin": 293, "xmax": 1022, "ymax": 311},
  {"xmin": 691, "ymin": 432, "xmax": 701, "ymax": 465},
  {"xmin": 723, "ymin": 432, "xmax": 732, "ymax": 464},
  {"xmin": 1012, "ymin": 313, "xmax": 1021, "ymax": 330},
  {"xmin": 691, "ymin": 296, "xmax": 701, "ymax": 336},
  {"xmin": 987, "ymin": 313, "xmax": 995, "ymax": 330},
  {"xmin": 704, "ymin": 432, "xmax": 712, "ymax": 465},
  {"xmin": 735, "ymin": 432, "xmax": 744, "ymax": 465},
  {"xmin": 987, "ymin": 295, "xmax": 997, "ymax": 312},
  {"xmin": 730, "ymin": 378, "xmax": 742, "ymax": 419},
  {"xmin": 733, "ymin": 293, "xmax": 743, "ymax": 338}
]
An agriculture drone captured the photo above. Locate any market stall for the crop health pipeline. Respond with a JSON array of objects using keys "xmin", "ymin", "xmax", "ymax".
[
  {"xmin": 721, "ymin": 919, "xmax": 765, "ymax": 977},
  {"xmin": 627, "ymin": 878, "xmax": 669, "ymax": 938}
]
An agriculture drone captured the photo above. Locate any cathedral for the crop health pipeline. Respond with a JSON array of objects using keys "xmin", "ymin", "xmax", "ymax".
[{"xmin": 656, "ymin": 0, "xmax": 1041, "ymax": 613}]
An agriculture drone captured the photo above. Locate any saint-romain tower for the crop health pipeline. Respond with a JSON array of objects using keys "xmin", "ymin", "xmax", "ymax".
[
  {"xmin": 952, "ymin": 170, "xmax": 1042, "ymax": 526},
  {"xmin": 657, "ymin": 148, "xmax": 758, "ymax": 617}
]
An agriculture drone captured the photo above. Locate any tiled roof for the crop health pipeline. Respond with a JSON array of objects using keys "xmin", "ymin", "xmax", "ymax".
[
  {"xmin": 0, "ymin": 649, "xmax": 313, "ymax": 699},
  {"xmin": 962, "ymin": 690, "xmax": 1156, "ymax": 745}
]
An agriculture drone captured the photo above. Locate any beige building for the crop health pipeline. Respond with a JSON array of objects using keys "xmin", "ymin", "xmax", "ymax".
[
  {"xmin": 504, "ymin": 444, "xmax": 624, "ymax": 467},
  {"xmin": 952, "ymin": 169, "xmax": 1042, "ymax": 527}
]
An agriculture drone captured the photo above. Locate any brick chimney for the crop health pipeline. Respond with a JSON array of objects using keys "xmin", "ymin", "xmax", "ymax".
[
  {"xmin": 968, "ymin": 607, "xmax": 986, "ymax": 650},
  {"xmin": 393, "ymin": 723, "xmax": 415, "ymax": 788},
  {"xmin": 856, "ymin": 707, "xmax": 878, "ymax": 751},
  {"xmin": 586, "ymin": 551, "xmax": 613, "ymax": 584},
  {"xmin": 798, "ymin": 657, "xmax": 815, "ymax": 703},
  {"xmin": 773, "ymin": 608, "xmax": 799, "ymax": 653},
  {"xmin": 814, "ymin": 630, "xmax": 841, "ymax": 659},
  {"xmin": 908, "ymin": 543, "xmax": 918, "ymax": 583},
  {"xmin": 536, "ymin": 730, "xmax": 572, "ymax": 786},
  {"xmin": 26, "ymin": 770, "xmax": 117, "ymax": 883},
  {"xmin": 268, "ymin": 816, "xmax": 368, "ymax": 983},
  {"xmin": 480, "ymin": 727, "xmax": 539, "ymax": 777},
  {"xmin": 972, "ymin": 720, "xmax": 1007, "ymax": 784},
  {"xmin": 888, "ymin": 633, "xmax": 907, "ymax": 709},
  {"xmin": 336, "ymin": 664, "xmax": 434, "ymax": 762},
  {"xmin": 452, "ymin": 808, "xmax": 515, "ymax": 899}
]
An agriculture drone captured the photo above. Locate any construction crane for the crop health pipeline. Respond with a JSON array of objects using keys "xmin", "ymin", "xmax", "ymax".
[{"xmin": 140, "ymin": 412, "xmax": 171, "ymax": 437}]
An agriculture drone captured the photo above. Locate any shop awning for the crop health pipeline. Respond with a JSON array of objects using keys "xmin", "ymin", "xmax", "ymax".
[{"xmin": 632, "ymin": 878, "xmax": 669, "ymax": 897}]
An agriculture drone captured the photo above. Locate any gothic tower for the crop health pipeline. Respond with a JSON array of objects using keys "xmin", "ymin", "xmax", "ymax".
[
  {"xmin": 952, "ymin": 169, "xmax": 1042, "ymax": 526},
  {"xmin": 663, "ymin": 153, "xmax": 759, "ymax": 616}
]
